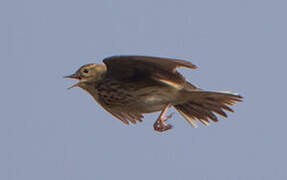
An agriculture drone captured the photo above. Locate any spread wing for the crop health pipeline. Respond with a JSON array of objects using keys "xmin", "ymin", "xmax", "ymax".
[{"xmin": 103, "ymin": 56, "xmax": 197, "ymax": 89}]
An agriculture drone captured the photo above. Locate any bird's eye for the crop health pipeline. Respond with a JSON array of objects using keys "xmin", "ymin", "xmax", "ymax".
[{"xmin": 83, "ymin": 69, "xmax": 89, "ymax": 73}]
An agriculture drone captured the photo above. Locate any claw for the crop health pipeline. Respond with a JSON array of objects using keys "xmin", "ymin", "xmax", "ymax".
[
  {"xmin": 153, "ymin": 104, "xmax": 174, "ymax": 132},
  {"xmin": 153, "ymin": 122, "xmax": 173, "ymax": 132}
]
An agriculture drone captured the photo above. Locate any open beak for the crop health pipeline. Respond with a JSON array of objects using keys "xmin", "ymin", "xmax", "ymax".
[
  {"xmin": 64, "ymin": 74, "xmax": 79, "ymax": 79},
  {"xmin": 64, "ymin": 74, "xmax": 81, "ymax": 89},
  {"xmin": 67, "ymin": 82, "xmax": 81, "ymax": 89}
]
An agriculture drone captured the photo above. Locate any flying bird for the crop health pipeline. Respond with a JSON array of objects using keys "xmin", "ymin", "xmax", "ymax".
[{"xmin": 65, "ymin": 56, "xmax": 243, "ymax": 132}]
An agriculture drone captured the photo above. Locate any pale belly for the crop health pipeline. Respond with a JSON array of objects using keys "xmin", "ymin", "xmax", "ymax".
[
  {"xmin": 133, "ymin": 94, "xmax": 169, "ymax": 113},
  {"xmin": 123, "ymin": 87, "xmax": 182, "ymax": 113}
]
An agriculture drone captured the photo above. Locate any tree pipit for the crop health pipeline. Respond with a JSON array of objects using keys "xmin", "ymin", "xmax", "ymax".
[{"xmin": 65, "ymin": 56, "xmax": 243, "ymax": 132}]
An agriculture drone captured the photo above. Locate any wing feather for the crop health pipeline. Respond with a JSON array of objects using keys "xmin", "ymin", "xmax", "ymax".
[
  {"xmin": 103, "ymin": 56, "xmax": 197, "ymax": 88},
  {"xmin": 103, "ymin": 55, "xmax": 197, "ymax": 72},
  {"xmin": 104, "ymin": 107, "xmax": 144, "ymax": 125}
]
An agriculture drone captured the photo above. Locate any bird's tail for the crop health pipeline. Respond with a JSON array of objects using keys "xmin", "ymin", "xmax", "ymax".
[{"xmin": 174, "ymin": 90, "xmax": 243, "ymax": 127}]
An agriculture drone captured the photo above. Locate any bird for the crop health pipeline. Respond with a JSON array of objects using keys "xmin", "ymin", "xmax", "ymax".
[{"xmin": 65, "ymin": 56, "xmax": 243, "ymax": 132}]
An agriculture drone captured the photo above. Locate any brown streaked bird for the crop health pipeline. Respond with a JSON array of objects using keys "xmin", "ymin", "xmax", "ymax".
[{"xmin": 65, "ymin": 56, "xmax": 243, "ymax": 132}]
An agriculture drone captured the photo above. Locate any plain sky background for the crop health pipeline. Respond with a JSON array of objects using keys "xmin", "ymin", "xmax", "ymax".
[{"xmin": 1, "ymin": 0, "xmax": 287, "ymax": 179}]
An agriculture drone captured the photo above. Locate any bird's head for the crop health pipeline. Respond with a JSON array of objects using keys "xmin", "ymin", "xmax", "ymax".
[{"xmin": 65, "ymin": 64, "xmax": 106, "ymax": 89}]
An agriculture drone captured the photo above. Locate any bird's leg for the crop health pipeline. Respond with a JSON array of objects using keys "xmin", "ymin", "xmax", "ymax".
[{"xmin": 153, "ymin": 103, "xmax": 174, "ymax": 132}]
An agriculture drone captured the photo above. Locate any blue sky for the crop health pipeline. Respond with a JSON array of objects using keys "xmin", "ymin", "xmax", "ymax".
[{"xmin": 1, "ymin": 0, "xmax": 287, "ymax": 179}]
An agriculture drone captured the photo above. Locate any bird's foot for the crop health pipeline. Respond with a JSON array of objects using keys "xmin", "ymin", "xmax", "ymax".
[{"xmin": 153, "ymin": 112, "xmax": 174, "ymax": 132}]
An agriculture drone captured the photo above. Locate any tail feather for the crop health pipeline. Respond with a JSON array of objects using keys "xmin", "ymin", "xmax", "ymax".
[{"xmin": 174, "ymin": 90, "xmax": 243, "ymax": 127}]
